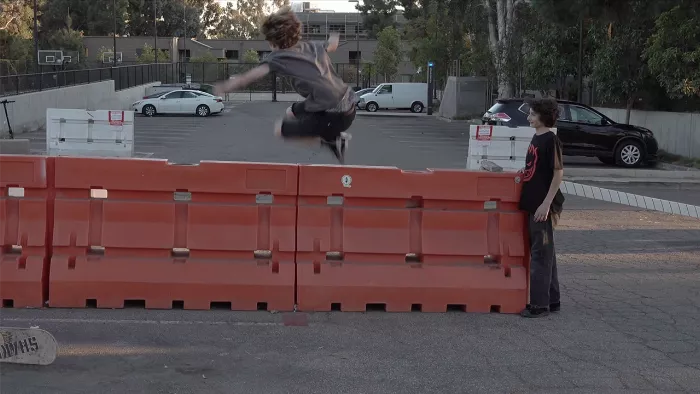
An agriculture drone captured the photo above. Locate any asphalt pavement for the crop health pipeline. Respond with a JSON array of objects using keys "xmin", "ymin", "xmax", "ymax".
[{"xmin": 3, "ymin": 102, "xmax": 700, "ymax": 393}]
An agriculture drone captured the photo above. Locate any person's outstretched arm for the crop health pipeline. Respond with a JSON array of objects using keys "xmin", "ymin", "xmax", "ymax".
[
  {"xmin": 326, "ymin": 32, "xmax": 340, "ymax": 52},
  {"xmin": 214, "ymin": 64, "xmax": 270, "ymax": 96}
]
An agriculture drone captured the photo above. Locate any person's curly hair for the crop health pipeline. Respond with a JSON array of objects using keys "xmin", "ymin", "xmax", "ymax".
[
  {"xmin": 526, "ymin": 97, "xmax": 559, "ymax": 128},
  {"xmin": 261, "ymin": 7, "xmax": 302, "ymax": 49}
]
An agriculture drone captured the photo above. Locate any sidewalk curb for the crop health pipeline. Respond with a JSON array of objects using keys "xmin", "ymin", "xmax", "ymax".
[
  {"xmin": 355, "ymin": 112, "xmax": 429, "ymax": 118},
  {"xmin": 565, "ymin": 167, "xmax": 700, "ymax": 180},
  {"xmin": 565, "ymin": 176, "xmax": 700, "ymax": 185}
]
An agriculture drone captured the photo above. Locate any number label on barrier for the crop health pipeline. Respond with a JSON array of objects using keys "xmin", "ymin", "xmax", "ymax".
[
  {"xmin": 109, "ymin": 111, "xmax": 124, "ymax": 126},
  {"xmin": 341, "ymin": 175, "xmax": 352, "ymax": 188}
]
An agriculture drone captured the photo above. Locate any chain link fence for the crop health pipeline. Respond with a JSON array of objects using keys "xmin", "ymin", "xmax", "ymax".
[{"xmin": 1, "ymin": 61, "xmax": 398, "ymax": 99}]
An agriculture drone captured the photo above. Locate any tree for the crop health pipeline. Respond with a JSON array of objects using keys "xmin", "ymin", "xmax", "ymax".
[
  {"xmin": 135, "ymin": 43, "xmax": 170, "ymax": 63},
  {"xmin": 356, "ymin": 0, "xmax": 400, "ymax": 38},
  {"xmin": 41, "ymin": 0, "xmax": 130, "ymax": 36},
  {"xmin": 644, "ymin": 1, "xmax": 700, "ymax": 98},
  {"xmin": 589, "ymin": 0, "xmax": 671, "ymax": 123},
  {"xmin": 45, "ymin": 26, "xmax": 85, "ymax": 57},
  {"xmin": 483, "ymin": 0, "xmax": 529, "ymax": 98},
  {"xmin": 1, "ymin": 0, "xmax": 40, "ymax": 38},
  {"xmin": 0, "ymin": 0, "xmax": 39, "ymax": 73},
  {"xmin": 374, "ymin": 26, "xmax": 401, "ymax": 82},
  {"xmin": 197, "ymin": 0, "xmax": 223, "ymax": 38},
  {"xmin": 242, "ymin": 48, "xmax": 259, "ymax": 63},
  {"xmin": 190, "ymin": 51, "xmax": 219, "ymax": 63}
]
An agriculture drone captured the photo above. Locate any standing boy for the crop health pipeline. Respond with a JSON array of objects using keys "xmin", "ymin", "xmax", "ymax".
[
  {"xmin": 519, "ymin": 98, "xmax": 565, "ymax": 318},
  {"xmin": 213, "ymin": 7, "xmax": 356, "ymax": 164}
]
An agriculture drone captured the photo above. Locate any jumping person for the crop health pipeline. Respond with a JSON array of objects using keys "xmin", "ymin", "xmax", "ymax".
[
  {"xmin": 213, "ymin": 7, "xmax": 357, "ymax": 164},
  {"xmin": 519, "ymin": 98, "xmax": 565, "ymax": 318}
]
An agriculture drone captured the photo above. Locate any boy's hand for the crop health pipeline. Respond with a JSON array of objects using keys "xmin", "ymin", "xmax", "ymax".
[
  {"xmin": 327, "ymin": 32, "xmax": 340, "ymax": 52},
  {"xmin": 213, "ymin": 78, "xmax": 237, "ymax": 97},
  {"xmin": 534, "ymin": 203, "xmax": 549, "ymax": 222}
]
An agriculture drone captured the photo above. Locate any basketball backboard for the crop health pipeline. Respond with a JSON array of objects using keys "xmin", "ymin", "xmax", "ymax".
[
  {"xmin": 102, "ymin": 52, "xmax": 123, "ymax": 64},
  {"xmin": 62, "ymin": 50, "xmax": 80, "ymax": 64},
  {"xmin": 38, "ymin": 50, "xmax": 64, "ymax": 66}
]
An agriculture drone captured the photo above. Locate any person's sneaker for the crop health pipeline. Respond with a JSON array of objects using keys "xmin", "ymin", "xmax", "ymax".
[
  {"xmin": 549, "ymin": 302, "xmax": 561, "ymax": 312},
  {"xmin": 321, "ymin": 133, "xmax": 351, "ymax": 164},
  {"xmin": 520, "ymin": 305, "xmax": 550, "ymax": 318}
]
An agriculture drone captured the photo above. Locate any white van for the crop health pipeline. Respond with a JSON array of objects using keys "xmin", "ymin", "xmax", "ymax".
[{"xmin": 357, "ymin": 83, "xmax": 428, "ymax": 113}]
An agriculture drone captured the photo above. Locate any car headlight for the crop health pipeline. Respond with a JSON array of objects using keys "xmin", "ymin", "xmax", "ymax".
[{"xmin": 133, "ymin": 101, "xmax": 142, "ymax": 106}]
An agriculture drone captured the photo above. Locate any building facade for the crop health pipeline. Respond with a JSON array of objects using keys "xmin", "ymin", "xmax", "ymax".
[{"xmin": 82, "ymin": 10, "xmax": 416, "ymax": 82}]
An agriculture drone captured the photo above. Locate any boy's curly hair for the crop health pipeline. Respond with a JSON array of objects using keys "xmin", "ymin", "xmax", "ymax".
[
  {"xmin": 261, "ymin": 7, "xmax": 302, "ymax": 49},
  {"xmin": 526, "ymin": 97, "xmax": 560, "ymax": 128}
]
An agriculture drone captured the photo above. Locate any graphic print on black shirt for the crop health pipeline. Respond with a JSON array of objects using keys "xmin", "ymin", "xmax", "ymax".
[{"xmin": 519, "ymin": 131, "xmax": 564, "ymax": 214}]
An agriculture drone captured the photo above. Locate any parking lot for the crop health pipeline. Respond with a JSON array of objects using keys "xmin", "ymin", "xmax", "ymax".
[{"xmin": 4, "ymin": 102, "xmax": 700, "ymax": 393}]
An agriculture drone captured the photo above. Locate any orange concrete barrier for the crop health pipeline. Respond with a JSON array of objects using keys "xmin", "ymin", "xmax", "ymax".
[
  {"xmin": 295, "ymin": 166, "xmax": 528, "ymax": 313},
  {"xmin": 49, "ymin": 157, "xmax": 298, "ymax": 311},
  {"xmin": 0, "ymin": 155, "xmax": 52, "ymax": 308}
]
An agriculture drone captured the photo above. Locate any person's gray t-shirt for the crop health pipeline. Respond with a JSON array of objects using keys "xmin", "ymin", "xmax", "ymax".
[{"xmin": 261, "ymin": 40, "xmax": 356, "ymax": 113}]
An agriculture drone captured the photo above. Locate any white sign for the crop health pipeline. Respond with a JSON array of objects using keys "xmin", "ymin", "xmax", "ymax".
[
  {"xmin": 46, "ymin": 108, "xmax": 134, "ymax": 157},
  {"xmin": 466, "ymin": 125, "xmax": 557, "ymax": 172},
  {"xmin": 341, "ymin": 175, "xmax": 352, "ymax": 188}
]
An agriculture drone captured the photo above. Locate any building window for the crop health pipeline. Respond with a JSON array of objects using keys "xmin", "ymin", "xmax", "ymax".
[
  {"xmin": 225, "ymin": 50, "xmax": 239, "ymax": 60},
  {"xmin": 349, "ymin": 51, "xmax": 361, "ymax": 64},
  {"xmin": 303, "ymin": 24, "xmax": 321, "ymax": 34},
  {"xmin": 329, "ymin": 24, "xmax": 345, "ymax": 33},
  {"xmin": 257, "ymin": 51, "xmax": 272, "ymax": 60}
]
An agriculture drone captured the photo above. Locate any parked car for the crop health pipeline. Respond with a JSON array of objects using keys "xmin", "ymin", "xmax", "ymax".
[
  {"xmin": 357, "ymin": 83, "xmax": 428, "ymax": 113},
  {"xmin": 482, "ymin": 98, "xmax": 658, "ymax": 167},
  {"xmin": 132, "ymin": 89, "xmax": 225, "ymax": 117}
]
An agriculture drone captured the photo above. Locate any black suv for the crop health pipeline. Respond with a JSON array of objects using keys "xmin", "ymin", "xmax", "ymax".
[{"xmin": 482, "ymin": 99, "xmax": 658, "ymax": 167}]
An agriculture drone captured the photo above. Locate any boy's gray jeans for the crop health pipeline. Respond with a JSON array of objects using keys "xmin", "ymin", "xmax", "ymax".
[{"xmin": 528, "ymin": 214, "xmax": 560, "ymax": 308}]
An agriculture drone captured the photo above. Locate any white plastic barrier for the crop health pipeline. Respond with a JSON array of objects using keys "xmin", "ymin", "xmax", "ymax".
[
  {"xmin": 46, "ymin": 108, "xmax": 134, "ymax": 157},
  {"xmin": 466, "ymin": 125, "xmax": 556, "ymax": 171}
]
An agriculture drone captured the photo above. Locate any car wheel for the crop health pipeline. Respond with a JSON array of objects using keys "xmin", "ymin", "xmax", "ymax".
[
  {"xmin": 410, "ymin": 101, "xmax": 424, "ymax": 113},
  {"xmin": 615, "ymin": 140, "xmax": 643, "ymax": 167},
  {"xmin": 142, "ymin": 105, "xmax": 156, "ymax": 117},
  {"xmin": 597, "ymin": 157, "xmax": 616, "ymax": 165},
  {"xmin": 196, "ymin": 105, "xmax": 211, "ymax": 117},
  {"xmin": 366, "ymin": 102, "xmax": 378, "ymax": 112}
]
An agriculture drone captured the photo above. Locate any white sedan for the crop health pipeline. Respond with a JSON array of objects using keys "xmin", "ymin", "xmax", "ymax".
[{"xmin": 132, "ymin": 89, "xmax": 225, "ymax": 117}]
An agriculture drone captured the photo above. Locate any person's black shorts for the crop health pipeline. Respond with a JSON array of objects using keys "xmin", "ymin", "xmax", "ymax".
[{"xmin": 280, "ymin": 101, "xmax": 355, "ymax": 142}]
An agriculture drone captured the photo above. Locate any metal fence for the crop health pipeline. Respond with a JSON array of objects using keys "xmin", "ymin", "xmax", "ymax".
[
  {"xmin": 0, "ymin": 61, "xmax": 396, "ymax": 98},
  {"xmin": 0, "ymin": 63, "xmax": 181, "ymax": 98}
]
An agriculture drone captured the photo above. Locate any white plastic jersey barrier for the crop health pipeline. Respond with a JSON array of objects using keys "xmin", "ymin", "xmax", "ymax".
[
  {"xmin": 46, "ymin": 108, "xmax": 134, "ymax": 157},
  {"xmin": 466, "ymin": 125, "xmax": 556, "ymax": 171},
  {"xmin": 560, "ymin": 181, "xmax": 700, "ymax": 219}
]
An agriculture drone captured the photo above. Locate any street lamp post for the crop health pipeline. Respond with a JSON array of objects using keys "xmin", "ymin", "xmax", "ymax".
[
  {"xmin": 154, "ymin": 0, "xmax": 158, "ymax": 66},
  {"xmin": 113, "ymin": 0, "xmax": 117, "ymax": 68},
  {"xmin": 183, "ymin": 0, "xmax": 187, "ymax": 62},
  {"xmin": 348, "ymin": 0, "xmax": 361, "ymax": 89},
  {"xmin": 33, "ymin": 0, "xmax": 38, "ymax": 71}
]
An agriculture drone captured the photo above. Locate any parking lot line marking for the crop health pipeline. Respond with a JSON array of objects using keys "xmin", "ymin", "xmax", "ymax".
[{"xmin": 561, "ymin": 181, "xmax": 700, "ymax": 219}]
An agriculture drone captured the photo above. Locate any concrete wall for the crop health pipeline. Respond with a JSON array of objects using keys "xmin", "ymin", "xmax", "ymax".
[
  {"xmin": 595, "ymin": 107, "xmax": 700, "ymax": 159},
  {"xmin": 0, "ymin": 81, "xmax": 158, "ymax": 137},
  {"xmin": 438, "ymin": 76, "xmax": 489, "ymax": 120}
]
